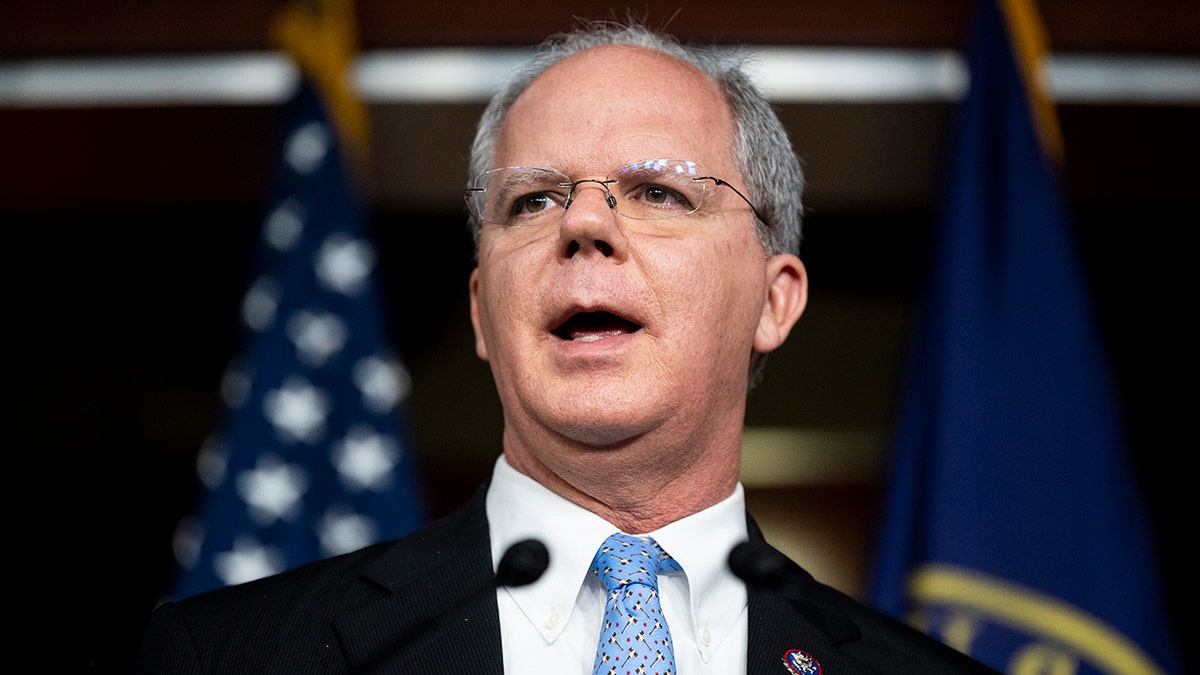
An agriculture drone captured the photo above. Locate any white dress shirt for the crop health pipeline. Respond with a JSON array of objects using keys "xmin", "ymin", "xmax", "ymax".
[{"xmin": 486, "ymin": 454, "xmax": 750, "ymax": 674}]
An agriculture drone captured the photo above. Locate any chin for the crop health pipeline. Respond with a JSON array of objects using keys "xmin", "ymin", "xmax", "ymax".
[
  {"xmin": 555, "ymin": 421, "xmax": 651, "ymax": 449},
  {"xmin": 543, "ymin": 395, "xmax": 665, "ymax": 448}
]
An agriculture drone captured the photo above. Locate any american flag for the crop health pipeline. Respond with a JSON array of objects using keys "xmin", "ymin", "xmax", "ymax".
[{"xmin": 167, "ymin": 70, "xmax": 426, "ymax": 599}]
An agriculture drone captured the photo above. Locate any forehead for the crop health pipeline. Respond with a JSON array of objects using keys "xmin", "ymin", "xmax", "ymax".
[{"xmin": 494, "ymin": 44, "xmax": 736, "ymax": 173}]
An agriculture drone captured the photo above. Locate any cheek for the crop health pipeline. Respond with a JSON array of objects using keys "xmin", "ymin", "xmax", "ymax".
[
  {"xmin": 475, "ymin": 270, "xmax": 513, "ymax": 338},
  {"xmin": 475, "ymin": 248, "xmax": 540, "ymax": 341},
  {"xmin": 649, "ymin": 237, "xmax": 766, "ymax": 341}
]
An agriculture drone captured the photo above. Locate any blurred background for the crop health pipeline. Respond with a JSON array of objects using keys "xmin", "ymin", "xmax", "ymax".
[{"xmin": 3, "ymin": 1, "xmax": 1196, "ymax": 671}]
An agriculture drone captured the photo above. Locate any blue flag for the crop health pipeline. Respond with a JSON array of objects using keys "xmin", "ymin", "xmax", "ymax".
[
  {"xmin": 168, "ymin": 69, "xmax": 425, "ymax": 599},
  {"xmin": 867, "ymin": 2, "xmax": 1180, "ymax": 673}
]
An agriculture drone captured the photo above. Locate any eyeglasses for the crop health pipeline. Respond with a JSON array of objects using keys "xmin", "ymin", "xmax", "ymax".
[{"xmin": 464, "ymin": 159, "xmax": 766, "ymax": 228}]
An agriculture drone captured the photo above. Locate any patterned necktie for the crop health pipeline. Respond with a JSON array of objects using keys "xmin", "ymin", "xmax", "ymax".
[{"xmin": 590, "ymin": 532, "xmax": 682, "ymax": 675}]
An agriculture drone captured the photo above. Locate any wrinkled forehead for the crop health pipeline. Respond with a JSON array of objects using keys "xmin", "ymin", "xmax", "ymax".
[{"xmin": 494, "ymin": 45, "xmax": 738, "ymax": 176}]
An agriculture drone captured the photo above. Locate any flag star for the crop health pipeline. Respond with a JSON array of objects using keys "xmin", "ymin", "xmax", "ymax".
[
  {"xmin": 264, "ymin": 198, "xmax": 305, "ymax": 251},
  {"xmin": 317, "ymin": 505, "xmax": 378, "ymax": 557},
  {"xmin": 287, "ymin": 309, "xmax": 348, "ymax": 367},
  {"xmin": 242, "ymin": 275, "xmax": 281, "ymax": 331},
  {"xmin": 285, "ymin": 120, "xmax": 330, "ymax": 175},
  {"xmin": 331, "ymin": 426, "xmax": 398, "ymax": 491},
  {"xmin": 354, "ymin": 355, "xmax": 410, "ymax": 413},
  {"xmin": 316, "ymin": 233, "xmax": 374, "ymax": 296},
  {"xmin": 214, "ymin": 536, "xmax": 286, "ymax": 586},
  {"xmin": 263, "ymin": 376, "xmax": 330, "ymax": 443},
  {"xmin": 236, "ymin": 454, "xmax": 309, "ymax": 525}
]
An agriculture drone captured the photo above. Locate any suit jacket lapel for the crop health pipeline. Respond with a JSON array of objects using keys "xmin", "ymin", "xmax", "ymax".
[
  {"xmin": 334, "ymin": 485, "xmax": 504, "ymax": 675},
  {"xmin": 745, "ymin": 515, "xmax": 882, "ymax": 675}
]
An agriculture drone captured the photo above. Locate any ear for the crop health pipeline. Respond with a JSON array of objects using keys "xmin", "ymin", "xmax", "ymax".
[
  {"xmin": 468, "ymin": 267, "xmax": 490, "ymax": 361},
  {"xmin": 753, "ymin": 253, "xmax": 808, "ymax": 354}
]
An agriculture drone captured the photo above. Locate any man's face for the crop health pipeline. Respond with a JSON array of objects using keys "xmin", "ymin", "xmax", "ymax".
[{"xmin": 470, "ymin": 45, "xmax": 805, "ymax": 460}]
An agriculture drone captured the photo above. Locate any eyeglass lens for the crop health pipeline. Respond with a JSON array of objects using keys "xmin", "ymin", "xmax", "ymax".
[{"xmin": 469, "ymin": 159, "xmax": 714, "ymax": 226}]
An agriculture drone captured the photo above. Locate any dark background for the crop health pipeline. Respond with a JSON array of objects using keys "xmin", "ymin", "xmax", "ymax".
[{"xmin": 3, "ymin": 1, "xmax": 1197, "ymax": 671}]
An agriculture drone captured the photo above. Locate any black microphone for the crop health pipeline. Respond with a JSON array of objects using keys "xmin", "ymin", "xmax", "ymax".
[
  {"xmin": 728, "ymin": 540, "xmax": 794, "ymax": 592},
  {"xmin": 355, "ymin": 538, "xmax": 549, "ymax": 672},
  {"xmin": 728, "ymin": 540, "xmax": 859, "ymax": 640},
  {"xmin": 496, "ymin": 538, "xmax": 550, "ymax": 588}
]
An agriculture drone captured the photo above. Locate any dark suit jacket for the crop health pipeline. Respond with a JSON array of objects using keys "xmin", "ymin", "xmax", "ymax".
[{"xmin": 138, "ymin": 484, "xmax": 998, "ymax": 674}]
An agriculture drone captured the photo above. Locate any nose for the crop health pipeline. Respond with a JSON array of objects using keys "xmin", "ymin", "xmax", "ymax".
[{"xmin": 558, "ymin": 181, "xmax": 627, "ymax": 260}]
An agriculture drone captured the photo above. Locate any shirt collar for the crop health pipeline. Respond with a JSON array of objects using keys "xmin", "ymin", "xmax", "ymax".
[
  {"xmin": 485, "ymin": 453, "xmax": 749, "ymax": 652},
  {"xmin": 646, "ymin": 482, "xmax": 749, "ymax": 659},
  {"xmin": 486, "ymin": 455, "xmax": 617, "ymax": 641}
]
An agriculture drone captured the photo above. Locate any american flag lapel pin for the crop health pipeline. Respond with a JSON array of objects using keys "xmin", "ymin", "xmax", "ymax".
[{"xmin": 781, "ymin": 648, "xmax": 821, "ymax": 675}]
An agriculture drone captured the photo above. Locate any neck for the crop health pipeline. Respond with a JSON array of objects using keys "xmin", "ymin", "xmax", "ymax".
[{"xmin": 502, "ymin": 426, "xmax": 742, "ymax": 533}]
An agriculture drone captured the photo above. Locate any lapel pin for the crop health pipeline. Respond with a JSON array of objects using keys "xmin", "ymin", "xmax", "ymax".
[{"xmin": 782, "ymin": 648, "xmax": 821, "ymax": 675}]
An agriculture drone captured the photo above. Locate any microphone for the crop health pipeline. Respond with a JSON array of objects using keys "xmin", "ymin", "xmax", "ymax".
[
  {"xmin": 728, "ymin": 540, "xmax": 794, "ymax": 592},
  {"xmin": 496, "ymin": 538, "xmax": 550, "ymax": 588},
  {"xmin": 355, "ymin": 538, "xmax": 549, "ymax": 672},
  {"xmin": 728, "ymin": 540, "xmax": 859, "ymax": 640}
]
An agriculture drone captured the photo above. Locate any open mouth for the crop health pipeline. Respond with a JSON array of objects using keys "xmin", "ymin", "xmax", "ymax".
[{"xmin": 552, "ymin": 311, "xmax": 642, "ymax": 342}]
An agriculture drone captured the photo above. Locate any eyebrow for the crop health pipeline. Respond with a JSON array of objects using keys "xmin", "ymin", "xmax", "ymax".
[{"xmin": 493, "ymin": 168, "xmax": 562, "ymax": 190}]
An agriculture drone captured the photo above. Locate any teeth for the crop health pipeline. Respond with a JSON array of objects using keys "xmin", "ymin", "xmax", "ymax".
[{"xmin": 574, "ymin": 335, "xmax": 604, "ymax": 342}]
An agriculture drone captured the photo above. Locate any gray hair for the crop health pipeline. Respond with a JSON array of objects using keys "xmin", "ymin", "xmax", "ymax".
[{"xmin": 466, "ymin": 20, "xmax": 804, "ymax": 258}]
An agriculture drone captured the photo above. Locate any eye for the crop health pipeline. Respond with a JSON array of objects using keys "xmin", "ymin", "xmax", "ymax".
[
  {"xmin": 639, "ymin": 184, "xmax": 691, "ymax": 208},
  {"xmin": 493, "ymin": 173, "xmax": 568, "ymax": 225},
  {"xmin": 609, "ymin": 162, "xmax": 705, "ymax": 219},
  {"xmin": 511, "ymin": 192, "xmax": 560, "ymax": 216},
  {"xmin": 621, "ymin": 180, "xmax": 697, "ymax": 218}
]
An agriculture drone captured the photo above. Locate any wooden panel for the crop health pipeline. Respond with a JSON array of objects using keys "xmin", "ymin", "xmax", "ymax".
[
  {"xmin": 3, "ymin": 0, "xmax": 1198, "ymax": 57},
  {"xmin": 0, "ymin": 105, "xmax": 274, "ymax": 209}
]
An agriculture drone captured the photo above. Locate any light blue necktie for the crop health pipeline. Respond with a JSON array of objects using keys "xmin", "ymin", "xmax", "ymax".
[{"xmin": 591, "ymin": 532, "xmax": 682, "ymax": 675}]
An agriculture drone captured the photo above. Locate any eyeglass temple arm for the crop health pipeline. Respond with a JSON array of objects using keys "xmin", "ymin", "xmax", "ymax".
[{"xmin": 700, "ymin": 177, "xmax": 771, "ymax": 228}]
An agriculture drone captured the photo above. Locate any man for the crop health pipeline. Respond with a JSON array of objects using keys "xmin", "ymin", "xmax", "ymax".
[{"xmin": 138, "ymin": 21, "xmax": 997, "ymax": 674}]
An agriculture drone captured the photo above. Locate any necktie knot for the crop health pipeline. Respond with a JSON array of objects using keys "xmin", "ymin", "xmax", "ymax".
[{"xmin": 591, "ymin": 532, "xmax": 679, "ymax": 594}]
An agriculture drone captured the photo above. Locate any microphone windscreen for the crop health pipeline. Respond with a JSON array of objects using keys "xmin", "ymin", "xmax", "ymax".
[
  {"xmin": 727, "ymin": 540, "xmax": 789, "ymax": 588},
  {"xmin": 495, "ymin": 539, "xmax": 550, "ymax": 588}
]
